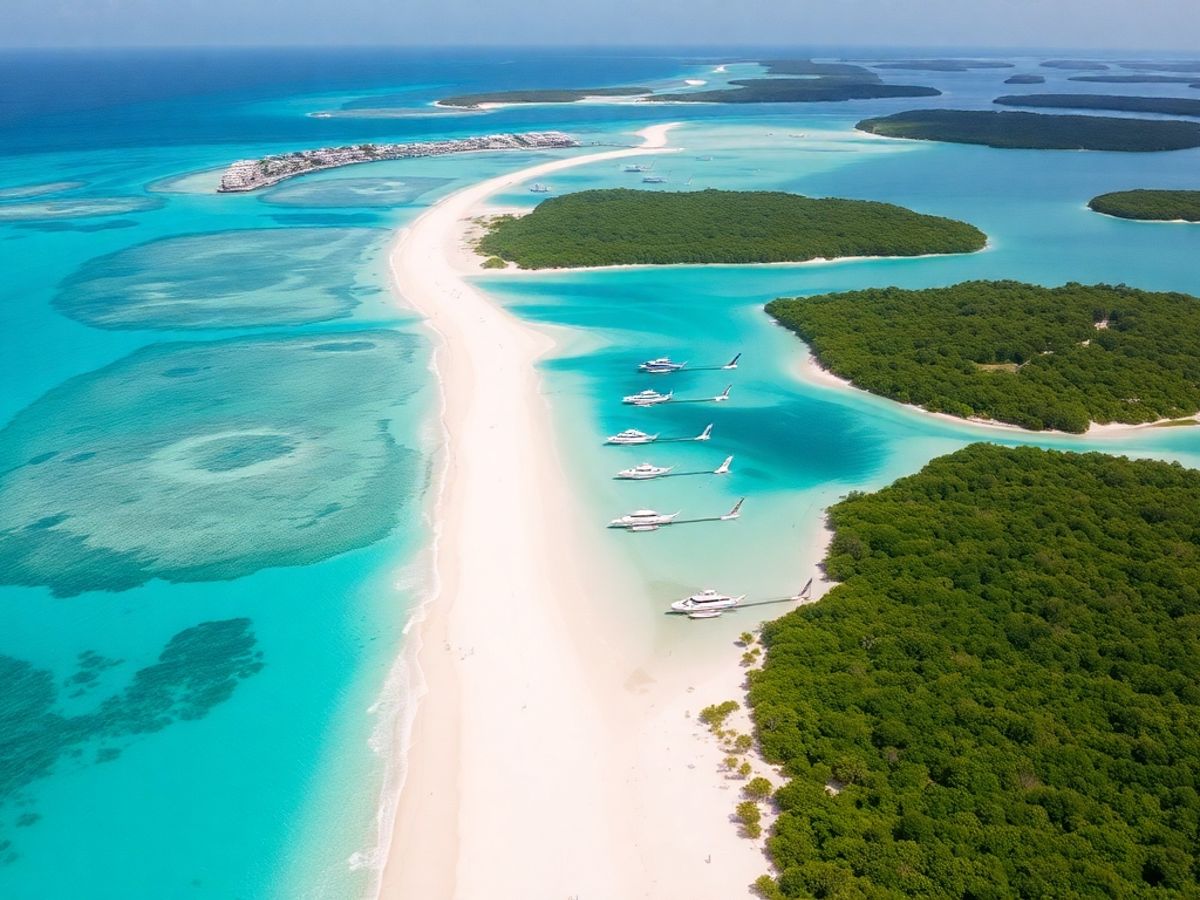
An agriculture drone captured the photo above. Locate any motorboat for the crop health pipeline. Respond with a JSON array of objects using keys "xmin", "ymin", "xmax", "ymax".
[
  {"xmin": 642, "ymin": 175, "xmax": 667, "ymax": 184},
  {"xmin": 608, "ymin": 509, "xmax": 680, "ymax": 531},
  {"xmin": 529, "ymin": 182, "xmax": 552, "ymax": 193},
  {"xmin": 615, "ymin": 462, "xmax": 673, "ymax": 480},
  {"xmin": 638, "ymin": 356, "xmax": 687, "ymax": 374},
  {"xmin": 606, "ymin": 429, "xmax": 658, "ymax": 445},
  {"xmin": 670, "ymin": 589, "xmax": 745, "ymax": 613},
  {"xmin": 623, "ymin": 388, "xmax": 673, "ymax": 406}
]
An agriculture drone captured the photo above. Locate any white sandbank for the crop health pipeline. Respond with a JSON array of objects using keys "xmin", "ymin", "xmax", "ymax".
[
  {"xmin": 380, "ymin": 123, "xmax": 792, "ymax": 899},
  {"xmin": 793, "ymin": 349, "xmax": 1200, "ymax": 439}
]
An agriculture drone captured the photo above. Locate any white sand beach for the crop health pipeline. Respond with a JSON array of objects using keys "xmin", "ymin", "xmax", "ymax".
[{"xmin": 379, "ymin": 123, "xmax": 808, "ymax": 899}]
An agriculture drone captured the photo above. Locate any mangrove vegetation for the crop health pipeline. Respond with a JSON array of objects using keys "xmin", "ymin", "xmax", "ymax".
[
  {"xmin": 766, "ymin": 280, "xmax": 1200, "ymax": 432},
  {"xmin": 1089, "ymin": 189, "xmax": 1200, "ymax": 222},
  {"xmin": 749, "ymin": 443, "xmax": 1200, "ymax": 898},
  {"xmin": 477, "ymin": 189, "xmax": 986, "ymax": 269},
  {"xmin": 856, "ymin": 109, "xmax": 1200, "ymax": 151},
  {"xmin": 995, "ymin": 93, "xmax": 1200, "ymax": 117}
]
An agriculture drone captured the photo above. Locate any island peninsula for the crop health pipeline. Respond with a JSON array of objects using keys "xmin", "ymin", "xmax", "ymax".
[
  {"xmin": 768, "ymin": 280, "xmax": 1200, "ymax": 433},
  {"xmin": 1089, "ymin": 189, "xmax": 1200, "ymax": 222}
]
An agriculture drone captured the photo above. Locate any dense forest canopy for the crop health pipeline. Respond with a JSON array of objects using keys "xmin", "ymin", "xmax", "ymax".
[
  {"xmin": 856, "ymin": 109, "xmax": 1200, "ymax": 151},
  {"xmin": 1089, "ymin": 190, "xmax": 1200, "ymax": 222},
  {"xmin": 477, "ymin": 189, "xmax": 985, "ymax": 269},
  {"xmin": 437, "ymin": 86, "xmax": 650, "ymax": 107},
  {"xmin": 749, "ymin": 444, "xmax": 1200, "ymax": 899},
  {"xmin": 995, "ymin": 93, "xmax": 1200, "ymax": 118},
  {"xmin": 766, "ymin": 280, "xmax": 1200, "ymax": 432}
]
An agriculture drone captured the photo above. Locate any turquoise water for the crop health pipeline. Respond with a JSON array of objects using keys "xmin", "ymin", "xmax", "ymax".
[{"xmin": 2, "ymin": 48, "xmax": 1199, "ymax": 897}]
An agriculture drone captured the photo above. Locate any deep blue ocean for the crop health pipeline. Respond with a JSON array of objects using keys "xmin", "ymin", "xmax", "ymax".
[{"xmin": 1, "ymin": 47, "xmax": 1198, "ymax": 898}]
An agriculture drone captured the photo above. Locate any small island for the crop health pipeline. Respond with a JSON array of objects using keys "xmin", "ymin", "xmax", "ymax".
[
  {"xmin": 1040, "ymin": 59, "xmax": 1109, "ymax": 70},
  {"xmin": 217, "ymin": 132, "xmax": 578, "ymax": 192},
  {"xmin": 645, "ymin": 59, "xmax": 939, "ymax": 103},
  {"xmin": 1089, "ymin": 189, "xmax": 1200, "ymax": 222},
  {"xmin": 646, "ymin": 78, "xmax": 940, "ymax": 103},
  {"xmin": 749, "ymin": 443, "xmax": 1200, "ymax": 899},
  {"xmin": 995, "ymin": 93, "xmax": 1200, "ymax": 117},
  {"xmin": 476, "ymin": 188, "xmax": 985, "ymax": 269},
  {"xmin": 767, "ymin": 280, "xmax": 1200, "ymax": 432},
  {"xmin": 872, "ymin": 59, "xmax": 1013, "ymax": 72},
  {"xmin": 1070, "ymin": 73, "xmax": 1200, "ymax": 84},
  {"xmin": 1003, "ymin": 74, "xmax": 1045, "ymax": 84},
  {"xmin": 856, "ymin": 109, "xmax": 1200, "ymax": 151},
  {"xmin": 436, "ymin": 87, "xmax": 651, "ymax": 108}
]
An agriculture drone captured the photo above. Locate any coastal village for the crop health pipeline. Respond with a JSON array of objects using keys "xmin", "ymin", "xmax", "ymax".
[{"xmin": 217, "ymin": 131, "xmax": 579, "ymax": 192}]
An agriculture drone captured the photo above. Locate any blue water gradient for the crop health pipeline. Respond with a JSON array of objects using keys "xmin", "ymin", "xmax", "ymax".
[{"xmin": 2, "ymin": 47, "xmax": 1199, "ymax": 897}]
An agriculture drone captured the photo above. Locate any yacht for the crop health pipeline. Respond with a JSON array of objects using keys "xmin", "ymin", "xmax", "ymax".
[
  {"xmin": 529, "ymin": 182, "xmax": 552, "ymax": 193},
  {"xmin": 642, "ymin": 175, "xmax": 667, "ymax": 184},
  {"xmin": 624, "ymin": 164, "xmax": 649, "ymax": 173},
  {"xmin": 608, "ymin": 508, "xmax": 680, "ymax": 531},
  {"xmin": 623, "ymin": 388, "xmax": 673, "ymax": 406},
  {"xmin": 638, "ymin": 356, "xmax": 687, "ymax": 373},
  {"xmin": 606, "ymin": 428, "xmax": 658, "ymax": 445},
  {"xmin": 615, "ymin": 462, "xmax": 674, "ymax": 480},
  {"xmin": 670, "ymin": 589, "xmax": 745, "ymax": 613}
]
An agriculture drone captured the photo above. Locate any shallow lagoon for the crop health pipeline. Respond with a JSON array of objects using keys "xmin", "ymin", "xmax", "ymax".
[{"xmin": 2, "ymin": 48, "xmax": 1199, "ymax": 898}]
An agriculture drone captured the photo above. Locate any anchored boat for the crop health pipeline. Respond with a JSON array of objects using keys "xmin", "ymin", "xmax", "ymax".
[
  {"xmin": 670, "ymin": 589, "xmax": 745, "ymax": 613},
  {"xmin": 615, "ymin": 462, "xmax": 674, "ymax": 480},
  {"xmin": 622, "ymin": 388, "xmax": 673, "ymax": 406}
]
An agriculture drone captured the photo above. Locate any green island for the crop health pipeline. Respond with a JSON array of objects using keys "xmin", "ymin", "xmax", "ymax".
[
  {"xmin": 476, "ymin": 188, "xmax": 985, "ymax": 269},
  {"xmin": 995, "ymin": 93, "xmax": 1200, "ymax": 117},
  {"xmin": 856, "ymin": 108, "xmax": 1200, "ymax": 151},
  {"xmin": 647, "ymin": 78, "xmax": 939, "ymax": 103},
  {"xmin": 1003, "ymin": 74, "xmax": 1045, "ymax": 84},
  {"xmin": 1071, "ymin": 74, "xmax": 1200, "ymax": 84},
  {"xmin": 766, "ymin": 280, "xmax": 1200, "ymax": 433},
  {"xmin": 645, "ymin": 59, "xmax": 939, "ymax": 104},
  {"xmin": 748, "ymin": 443, "xmax": 1200, "ymax": 899},
  {"xmin": 1122, "ymin": 61, "xmax": 1200, "ymax": 73},
  {"xmin": 872, "ymin": 59, "xmax": 1013, "ymax": 72},
  {"xmin": 1089, "ymin": 189, "xmax": 1200, "ymax": 222},
  {"xmin": 437, "ymin": 87, "xmax": 651, "ymax": 108},
  {"xmin": 1041, "ymin": 59, "xmax": 1109, "ymax": 70}
]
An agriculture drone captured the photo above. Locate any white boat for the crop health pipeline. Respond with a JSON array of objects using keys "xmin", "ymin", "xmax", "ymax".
[
  {"xmin": 687, "ymin": 609, "xmax": 725, "ymax": 619},
  {"xmin": 624, "ymin": 164, "xmax": 649, "ymax": 173},
  {"xmin": 638, "ymin": 356, "xmax": 687, "ymax": 373},
  {"xmin": 529, "ymin": 182, "xmax": 552, "ymax": 193},
  {"xmin": 606, "ymin": 428, "xmax": 658, "ymax": 445},
  {"xmin": 608, "ymin": 509, "xmax": 680, "ymax": 531},
  {"xmin": 670, "ymin": 589, "xmax": 745, "ymax": 613},
  {"xmin": 623, "ymin": 388, "xmax": 673, "ymax": 406},
  {"xmin": 615, "ymin": 462, "xmax": 673, "ymax": 480},
  {"xmin": 642, "ymin": 175, "xmax": 667, "ymax": 184}
]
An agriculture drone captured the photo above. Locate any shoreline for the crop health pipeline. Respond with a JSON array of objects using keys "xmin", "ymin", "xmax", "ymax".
[
  {"xmin": 792, "ymin": 348, "xmax": 1200, "ymax": 439},
  {"xmin": 378, "ymin": 122, "xmax": 795, "ymax": 898}
]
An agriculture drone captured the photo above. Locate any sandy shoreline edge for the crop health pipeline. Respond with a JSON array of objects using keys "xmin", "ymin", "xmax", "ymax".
[{"xmin": 377, "ymin": 122, "xmax": 822, "ymax": 899}]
